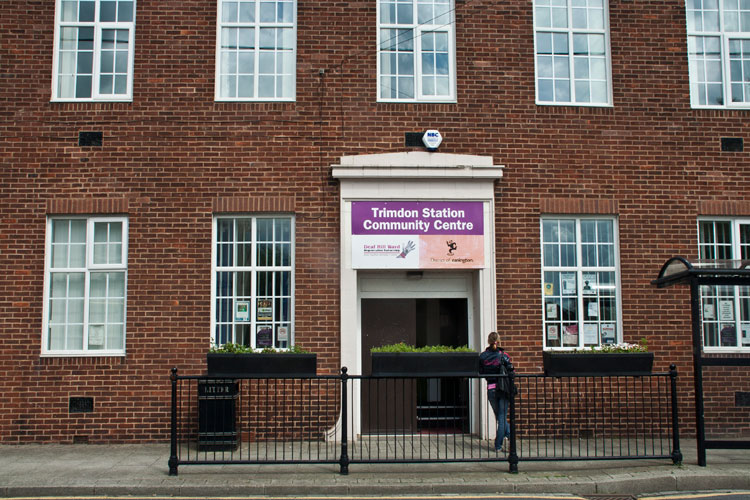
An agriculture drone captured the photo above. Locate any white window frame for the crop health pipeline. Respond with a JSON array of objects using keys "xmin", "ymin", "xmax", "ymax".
[
  {"xmin": 698, "ymin": 218, "xmax": 750, "ymax": 352},
  {"xmin": 686, "ymin": 0, "xmax": 750, "ymax": 109},
  {"xmin": 532, "ymin": 0, "xmax": 613, "ymax": 106},
  {"xmin": 215, "ymin": 0, "xmax": 297, "ymax": 102},
  {"xmin": 211, "ymin": 215, "xmax": 295, "ymax": 348},
  {"xmin": 42, "ymin": 216, "xmax": 128, "ymax": 356},
  {"xmin": 376, "ymin": 0, "xmax": 457, "ymax": 103},
  {"xmin": 540, "ymin": 216, "xmax": 622, "ymax": 350},
  {"xmin": 51, "ymin": 0, "xmax": 136, "ymax": 102}
]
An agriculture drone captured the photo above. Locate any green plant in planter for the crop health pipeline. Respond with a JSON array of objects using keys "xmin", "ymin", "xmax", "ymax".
[
  {"xmin": 571, "ymin": 338, "xmax": 648, "ymax": 354},
  {"xmin": 371, "ymin": 342, "xmax": 475, "ymax": 353},
  {"xmin": 210, "ymin": 342, "xmax": 310, "ymax": 354}
]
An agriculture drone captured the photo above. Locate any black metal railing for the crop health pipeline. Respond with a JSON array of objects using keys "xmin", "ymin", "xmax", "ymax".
[{"xmin": 169, "ymin": 366, "xmax": 681, "ymax": 475}]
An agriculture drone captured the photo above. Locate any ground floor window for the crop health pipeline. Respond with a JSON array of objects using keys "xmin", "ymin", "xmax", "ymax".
[
  {"xmin": 698, "ymin": 219, "xmax": 750, "ymax": 350},
  {"xmin": 212, "ymin": 215, "xmax": 294, "ymax": 349},
  {"xmin": 540, "ymin": 217, "xmax": 621, "ymax": 349},
  {"xmin": 43, "ymin": 216, "xmax": 128, "ymax": 355}
]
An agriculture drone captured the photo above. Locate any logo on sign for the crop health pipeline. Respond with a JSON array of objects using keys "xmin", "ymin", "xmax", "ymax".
[{"xmin": 422, "ymin": 130, "xmax": 442, "ymax": 150}]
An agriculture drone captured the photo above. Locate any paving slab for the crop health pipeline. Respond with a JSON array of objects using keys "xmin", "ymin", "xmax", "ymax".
[{"xmin": 0, "ymin": 443, "xmax": 747, "ymax": 498}]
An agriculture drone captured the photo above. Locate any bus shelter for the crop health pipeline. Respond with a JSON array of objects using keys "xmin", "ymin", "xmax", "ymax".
[{"xmin": 652, "ymin": 257, "xmax": 750, "ymax": 465}]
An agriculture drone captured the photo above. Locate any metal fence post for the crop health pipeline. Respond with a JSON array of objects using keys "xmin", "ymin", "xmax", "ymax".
[
  {"xmin": 669, "ymin": 364, "xmax": 682, "ymax": 465},
  {"xmin": 508, "ymin": 370, "xmax": 518, "ymax": 473},
  {"xmin": 339, "ymin": 367, "xmax": 350, "ymax": 475},
  {"xmin": 168, "ymin": 367, "xmax": 179, "ymax": 476}
]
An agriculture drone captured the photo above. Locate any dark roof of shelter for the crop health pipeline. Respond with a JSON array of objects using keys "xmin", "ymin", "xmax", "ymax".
[{"xmin": 652, "ymin": 256, "xmax": 750, "ymax": 288}]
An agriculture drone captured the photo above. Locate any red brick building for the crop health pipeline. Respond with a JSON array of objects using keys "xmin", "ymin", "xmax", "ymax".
[{"xmin": 1, "ymin": 0, "xmax": 748, "ymax": 443}]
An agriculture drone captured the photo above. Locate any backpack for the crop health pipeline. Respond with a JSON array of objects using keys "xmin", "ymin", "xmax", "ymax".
[{"xmin": 496, "ymin": 355, "xmax": 511, "ymax": 396}]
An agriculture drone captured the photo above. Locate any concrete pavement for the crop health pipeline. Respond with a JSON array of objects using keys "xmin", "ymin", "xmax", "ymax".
[{"xmin": 0, "ymin": 443, "xmax": 748, "ymax": 498}]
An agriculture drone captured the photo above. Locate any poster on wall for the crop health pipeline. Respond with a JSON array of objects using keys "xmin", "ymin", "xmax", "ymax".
[{"xmin": 351, "ymin": 201, "xmax": 484, "ymax": 269}]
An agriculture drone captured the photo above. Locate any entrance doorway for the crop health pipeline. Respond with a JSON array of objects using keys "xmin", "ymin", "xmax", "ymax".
[{"xmin": 361, "ymin": 297, "xmax": 470, "ymax": 434}]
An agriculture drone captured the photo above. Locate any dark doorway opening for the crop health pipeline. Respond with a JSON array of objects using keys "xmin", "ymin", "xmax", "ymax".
[{"xmin": 361, "ymin": 298, "xmax": 469, "ymax": 434}]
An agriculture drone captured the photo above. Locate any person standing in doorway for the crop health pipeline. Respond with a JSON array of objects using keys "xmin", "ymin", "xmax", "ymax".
[{"xmin": 479, "ymin": 331, "xmax": 514, "ymax": 452}]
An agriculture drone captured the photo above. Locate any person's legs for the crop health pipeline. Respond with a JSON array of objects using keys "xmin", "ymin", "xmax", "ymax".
[
  {"xmin": 495, "ymin": 396, "xmax": 510, "ymax": 453},
  {"xmin": 497, "ymin": 395, "xmax": 510, "ymax": 439},
  {"xmin": 487, "ymin": 389, "xmax": 501, "ymax": 449}
]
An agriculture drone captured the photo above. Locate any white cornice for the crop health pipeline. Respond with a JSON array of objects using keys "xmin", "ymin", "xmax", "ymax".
[{"xmin": 331, "ymin": 152, "xmax": 504, "ymax": 180}]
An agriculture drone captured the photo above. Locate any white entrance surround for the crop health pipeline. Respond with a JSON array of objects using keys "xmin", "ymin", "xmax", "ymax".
[{"xmin": 332, "ymin": 151, "xmax": 504, "ymax": 438}]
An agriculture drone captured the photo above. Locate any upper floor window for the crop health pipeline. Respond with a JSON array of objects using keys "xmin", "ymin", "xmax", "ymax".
[
  {"xmin": 212, "ymin": 216, "xmax": 295, "ymax": 348},
  {"xmin": 541, "ymin": 217, "xmax": 621, "ymax": 349},
  {"xmin": 698, "ymin": 219, "xmax": 750, "ymax": 350},
  {"xmin": 43, "ymin": 217, "xmax": 128, "ymax": 355},
  {"xmin": 52, "ymin": 0, "xmax": 136, "ymax": 101},
  {"xmin": 377, "ymin": 0, "xmax": 456, "ymax": 102},
  {"xmin": 533, "ymin": 0, "xmax": 612, "ymax": 106},
  {"xmin": 686, "ymin": 0, "xmax": 750, "ymax": 108},
  {"xmin": 216, "ymin": 0, "xmax": 296, "ymax": 101}
]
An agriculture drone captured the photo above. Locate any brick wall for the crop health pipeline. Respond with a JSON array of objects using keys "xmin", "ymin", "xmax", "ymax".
[{"xmin": 1, "ymin": 0, "xmax": 749, "ymax": 443}]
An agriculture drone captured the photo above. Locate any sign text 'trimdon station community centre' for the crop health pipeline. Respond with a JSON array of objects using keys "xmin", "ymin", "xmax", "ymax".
[{"xmin": 351, "ymin": 201, "xmax": 485, "ymax": 269}]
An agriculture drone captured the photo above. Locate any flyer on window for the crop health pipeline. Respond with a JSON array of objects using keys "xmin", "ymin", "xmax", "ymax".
[
  {"xmin": 277, "ymin": 325, "xmax": 289, "ymax": 341},
  {"xmin": 562, "ymin": 273, "xmax": 576, "ymax": 294},
  {"xmin": 587, "ymin": 300, "xmax": 599, "ymax": 317},
  {"xmin": 703, "ymin": 303, "xmax": 715, "ymax": 320},
  {"xmin": 719, "ymin": 300, "xmax": 734, "ymax": 321},
  {"xmin": 235, "ymin": 300, "xmax": 250, "ymax": 322},
  {"xmin": 742, "ymin": 324, "xmax": 750, "ymax": 346},
  {"xmin": 256, "ymin": 325, "xmax": 273, "ymax": 347},
  {"xmin": 583, "ymin": 323, "xmax": 598, "ymax": 344},
  {"xmin": 546, "ymin": 302, "xmax": 558, "ymax": 319},
  {"xmin": 89, "ymin": 325, "xmax": 105, "ymax": 346},
  {"xmin": 547, "ymin": 324, "xmax": 559, "ymax": 340},
  {"xmin": 562, "ymin": 324, "xmax": 578, "ymax": 345},
  {"xmin": 257, "ymin": 299, "xmax": 272, "ymax": 321},
  {"xmin": 582, "ymin": 272, "xmax": 596, "ymax": 294},
  {"xmin": 601, "ymin": 324, "xmax": 616, "ymax": 344}
]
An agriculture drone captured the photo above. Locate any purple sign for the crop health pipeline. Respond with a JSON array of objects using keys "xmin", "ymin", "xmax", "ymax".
[{"xmin": 352, "ymin": 201, "xmax": 483, "ymax": 235}]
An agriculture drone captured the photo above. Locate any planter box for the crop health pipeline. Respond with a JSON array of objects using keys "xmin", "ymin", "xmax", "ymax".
[
  {"xmin": 371, "ymin": 352, "xmax": 478, "ymax": 377},
  {"xmin": 206, "ymin": 352, "xmax": 317, "ymax": 377},
  {"xmin": 542, "ymin": 351, "xmax": 654, "ymax": 377}
]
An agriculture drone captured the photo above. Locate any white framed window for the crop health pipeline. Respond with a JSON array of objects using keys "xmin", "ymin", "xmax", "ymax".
[
  {"xmin": 686, "ymin": 0, "xmax": 750, "ymax": 108},
  {"xmin": 377, "ymin": 0, "xmax": 456, "ymax": 102},
  {"xmin": 42, "ymin": 217, "xmax": 128, "ymax": 355},
  {"xmin": 540, "ymin": 217, "xmax": 621, "ymax": 349},
  {"xmin": 52, "ymin": 0, "xmax": 136, "ymax": 101},
  {"xmin": 698, "ymin": 218, "xmax": 750, "ymax": 350},
  {"xmin": 533, "ymin": 0, "xmax": 612, "ymax": 106},
  {"xmin": 216, "ymin": 0, "xmax": 296, "ymax": 101},
  {"xmin": 212, "ymin": 216, "xmax": 294, "ymax": 348}
]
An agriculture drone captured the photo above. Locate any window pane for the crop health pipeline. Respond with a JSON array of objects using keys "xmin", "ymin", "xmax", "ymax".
[
  {"xmin": 213, "ymin": 216, "xmax": 294, "ymax": 348},
  {"xmin": 46, "ymin": 218, "xmax": 127, "ymax": 353},
  {"xmin": 542, "ymin": 217, "xmax": 618, "ymax": 348},
  {"xmin": 535, "ymin": 0, "xmax": 609, "ymax": 104}
]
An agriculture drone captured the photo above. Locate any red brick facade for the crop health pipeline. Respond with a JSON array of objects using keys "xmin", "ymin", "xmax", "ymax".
[{"xmin": 1, "ymin": 0, "xmax": 749, "ymax": 443}]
